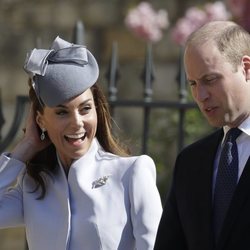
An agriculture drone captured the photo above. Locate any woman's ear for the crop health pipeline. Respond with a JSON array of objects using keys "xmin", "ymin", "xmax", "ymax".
[
  {"xmin": 242, "ymin": 55, "xmax": 250, "ymax": 81},
  {"xmin": 36, "ymin": 111, "xmax": 45, "ymax": 130}
]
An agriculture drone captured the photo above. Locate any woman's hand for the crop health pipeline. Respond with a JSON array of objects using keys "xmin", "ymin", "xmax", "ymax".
[{"xmin": 10, "ymin": 104, "xmax": 51, "ymax": 162}]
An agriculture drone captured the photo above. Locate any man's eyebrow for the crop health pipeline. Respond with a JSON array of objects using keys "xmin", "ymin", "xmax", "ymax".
[
  {"xmin": 187, "ymin": 73, "xmax": 219, "ymax": 83},
  {"xmin": 186, "ymin": 76, "xmax": 195, "ymax": 82}
]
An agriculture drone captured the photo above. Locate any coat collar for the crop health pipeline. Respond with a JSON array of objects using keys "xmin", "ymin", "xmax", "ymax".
[{"xmin": 56, "ymin": 137, "xmax": 100, "ymax": 171}]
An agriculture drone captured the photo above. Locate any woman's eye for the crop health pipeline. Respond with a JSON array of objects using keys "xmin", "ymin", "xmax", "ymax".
[
  {"xmin": 56, "ymin": 110, "xmax": 67, "ymax": 115},
  {"xmin": 85, "ymin": 106, "xmax": 92, "ymax": 110},
  {"xmin": 82, "ymin": 105, "xmax": 92, "ymax": 112}
]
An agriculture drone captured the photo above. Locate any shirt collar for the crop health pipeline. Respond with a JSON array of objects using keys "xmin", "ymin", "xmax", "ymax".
[{"xmin": 222, "ymin": 116, "xmax": 250, "ymax": 142}]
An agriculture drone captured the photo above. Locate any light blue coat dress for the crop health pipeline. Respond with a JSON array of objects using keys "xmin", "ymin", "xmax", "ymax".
[{"xmin": 0, "ymin": 138, "xmax": 162, "ymax": 250}]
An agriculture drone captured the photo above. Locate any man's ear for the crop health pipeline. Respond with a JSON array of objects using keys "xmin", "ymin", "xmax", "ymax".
[
  {"xmin": 242, "ymin": 55, "xmax": 250, "ymax": 81},
  {"xmin": 36, "ymin": 111, "xmax": 45, "ymax": 129}
]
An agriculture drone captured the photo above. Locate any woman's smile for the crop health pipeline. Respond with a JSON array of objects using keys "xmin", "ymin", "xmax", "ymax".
[{"xmin": 64, "ymin": 132, "xmax": 87, "ymax": 146}]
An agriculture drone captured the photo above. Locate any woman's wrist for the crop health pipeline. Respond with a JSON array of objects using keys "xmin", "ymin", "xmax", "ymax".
[{"xmin": 10, "ymin": 138, "xmax": 39, "ymax": 162}]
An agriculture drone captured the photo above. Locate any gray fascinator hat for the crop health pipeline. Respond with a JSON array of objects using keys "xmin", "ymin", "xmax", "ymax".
[{"xmin": 24, "ymin": 36, "xmax": 99, "ymax": 107}]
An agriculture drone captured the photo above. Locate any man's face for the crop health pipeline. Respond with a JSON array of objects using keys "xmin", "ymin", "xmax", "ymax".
[{"xmin": 184, "ymin": 42, "xmax": 250, "ymax": 128}]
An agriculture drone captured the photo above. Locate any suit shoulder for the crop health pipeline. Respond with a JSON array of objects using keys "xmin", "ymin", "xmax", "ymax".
[{"xmin": 180, "ymin": 129, "xmax": 222, "ymax": 155}]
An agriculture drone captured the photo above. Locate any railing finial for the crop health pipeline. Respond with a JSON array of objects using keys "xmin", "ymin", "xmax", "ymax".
[
  {"xmin": 106, "ymin": 41, "xmax": 120, "ymax": 102},
  {"xmin": 141, "ymin": 42, "xmax": 155, "ymax": 102},
  {"xmin": 73, "ymin": 20, "xmax": 85, "ymax": 45}
]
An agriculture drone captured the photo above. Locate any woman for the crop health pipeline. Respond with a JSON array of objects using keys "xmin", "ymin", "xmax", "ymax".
[{"xmin": 0, "ymin": 36, "xmax": 162, "ymax": 250}]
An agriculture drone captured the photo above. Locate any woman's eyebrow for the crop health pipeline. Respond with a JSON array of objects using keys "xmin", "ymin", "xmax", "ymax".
[
  {"xmin": 78, "ymin": 99, "xmax": 93, "ymax": 106},
  {"xmin": 55, "ymin": 98, "xmax": 93, "ymax": 108},
  {"xmin": 56, "ymin": 104, "xmax": 67, "ymax": 108}
]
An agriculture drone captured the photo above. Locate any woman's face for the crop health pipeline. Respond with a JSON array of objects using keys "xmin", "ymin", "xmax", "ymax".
[{"xmin": 36, "ymin": 88, "xmax": 97, "ymax": 168}]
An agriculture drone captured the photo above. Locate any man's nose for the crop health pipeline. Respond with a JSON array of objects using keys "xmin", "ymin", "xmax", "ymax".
[{"xmin": 195, "ymin": 84, "xmax": 209, "ymax": 102}]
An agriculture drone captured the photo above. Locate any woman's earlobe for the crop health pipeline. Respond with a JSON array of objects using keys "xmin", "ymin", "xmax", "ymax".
[{"xmin": 36, "ymin": 111, "xmax": 44, "ymax": 129}]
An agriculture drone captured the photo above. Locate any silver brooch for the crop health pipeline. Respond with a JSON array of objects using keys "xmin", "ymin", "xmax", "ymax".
[{"xmin": 92, "ymin": 175, "xmax": 111, "ymax": 189}]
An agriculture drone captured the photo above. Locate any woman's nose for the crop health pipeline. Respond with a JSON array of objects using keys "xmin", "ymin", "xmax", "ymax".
[{"xmin": 71, "ymin": 113, "xmax": 83, "ymax": 128}]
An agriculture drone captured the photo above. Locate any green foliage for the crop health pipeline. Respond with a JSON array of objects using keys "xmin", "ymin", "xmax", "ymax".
[{"xmin": 145, "ymin": 105, "xmax": 213, "ymax": 202}]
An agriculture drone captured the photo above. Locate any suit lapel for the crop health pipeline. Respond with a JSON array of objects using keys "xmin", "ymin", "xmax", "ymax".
[
  {"xmin": 188, "ymin": 129, "xmax": 223, "ymax": 248},
  {"xmin": 217, "ymin": 157, "xmax": 250, "ymax": 249}
]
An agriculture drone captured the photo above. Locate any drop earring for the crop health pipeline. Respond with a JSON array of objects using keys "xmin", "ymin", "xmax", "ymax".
[{"xmin": 40, "ymin": 128, "xmax": 46, "ymax": 141}]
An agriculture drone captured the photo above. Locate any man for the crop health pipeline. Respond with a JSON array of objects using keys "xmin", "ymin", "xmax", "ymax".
[{"xmin": 154, "ymin": 21, "xmax": 250, "ymax": 250}]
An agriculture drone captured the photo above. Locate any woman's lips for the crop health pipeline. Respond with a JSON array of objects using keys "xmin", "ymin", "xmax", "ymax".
[{"xmin": 64, "ymin": 132, "xmax": 87, "ymax": 145}]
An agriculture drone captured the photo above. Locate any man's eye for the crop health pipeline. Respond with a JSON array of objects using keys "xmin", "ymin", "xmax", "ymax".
[
  {"xmin": 188, "ymin": 80, "xmax": 196, "ymax": 86},
  {"xmin": 205, "ymin": 76, "xmax": 217, "ymax": 82}
]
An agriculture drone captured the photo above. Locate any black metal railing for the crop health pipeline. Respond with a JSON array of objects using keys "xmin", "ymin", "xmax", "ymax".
[{"xmin": 105, "ymin": 41, "xmax": 197, "ymax": 154}]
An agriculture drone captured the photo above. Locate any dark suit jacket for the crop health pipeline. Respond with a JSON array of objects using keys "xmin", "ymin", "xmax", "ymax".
[{"xmin": 154, "ymin": 129, "xmax": 250, "ymax": 250}]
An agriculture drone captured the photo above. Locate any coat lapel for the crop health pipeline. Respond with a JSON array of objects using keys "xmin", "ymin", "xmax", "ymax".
[
  {"xmin": 187, "ymin": 129, "xmax": 223, "ymax": 248},
  {"xmin": 217, "ymin": 157, "xmax": 250, "ymax": 249}
]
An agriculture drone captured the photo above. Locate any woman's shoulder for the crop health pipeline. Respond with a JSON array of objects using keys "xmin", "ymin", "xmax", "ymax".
[
  {"xmin": 97, "ymin": 148, "xmax": 155, "ymax": 173},
  {"xmin": 98, "ymin": 147, "xmax": 153, "ymax": 163}
]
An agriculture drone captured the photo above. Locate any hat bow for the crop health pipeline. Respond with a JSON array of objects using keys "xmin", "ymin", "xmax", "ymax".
[{"xmin": 24, "ymin": 36, "xmax": 88, "ymax": 77}]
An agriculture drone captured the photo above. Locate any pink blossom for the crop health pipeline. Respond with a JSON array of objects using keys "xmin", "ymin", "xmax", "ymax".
[
  {"xmin": 171, "ymin": 1, "xmax": 231, "ymax": 46},
  {"xmin": 226, "ymin": 0, "xmax": 246, "ymax": 18},
  {"xmin": 185, "ymin": 7, "xmax": 207, "ymax": 26},
  {"xmin": 226, "ymin": 0, "xmax": 250, "ymax": 32},
  {"xmin": 171, "ymin": 17, "xmax": 201, "ymax": 47},
  {"xmin": 205, "ymin": 1, "xmax": 231, "ymax": 21},
  {"xmin": 125, "ymin": 2, "xmax": 169, "ymax": 43}
]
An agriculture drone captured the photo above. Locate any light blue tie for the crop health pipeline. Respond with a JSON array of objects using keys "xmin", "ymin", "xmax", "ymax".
[{"xmin": 213, "ymin": 128, "xmax": 242, "ymax": 243}]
